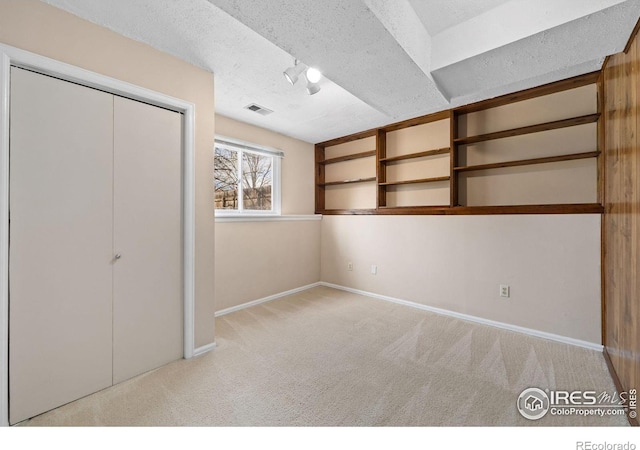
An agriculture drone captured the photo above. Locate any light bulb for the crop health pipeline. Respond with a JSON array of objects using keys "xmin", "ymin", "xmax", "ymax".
[{"xmin": 306, "ymin": 67, "xmax": 322, "ymax": 84}]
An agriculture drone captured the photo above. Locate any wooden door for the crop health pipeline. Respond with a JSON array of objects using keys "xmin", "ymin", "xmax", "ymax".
[
  {"xmin": 112, "ymin": 96, "xmax": 183, "ymax": 384},
  {"xmin": 9, "ymin": 68, "xmax": 114, "ymax": 424}
]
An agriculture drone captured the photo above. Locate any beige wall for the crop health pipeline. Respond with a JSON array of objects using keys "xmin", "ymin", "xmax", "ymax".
[
  {"xmin": 214, "ymin": 115, "xmax": 320, "ymax": 311},
  {"xmin": 321, "ymin": 214, "xmax": 602, "ymax": 344},
  {"xmin": 215, "ymin": 220, "xmax": 320, "ymax": 312},
  {"xmin": 0, "ymin": 0, "xmax": 216, "ymax": 347}
]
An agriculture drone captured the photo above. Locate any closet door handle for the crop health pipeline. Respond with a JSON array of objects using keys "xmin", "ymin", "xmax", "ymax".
[{"xmin": 115, "ymin": 253, "xmax": 122, "ymax": 260}]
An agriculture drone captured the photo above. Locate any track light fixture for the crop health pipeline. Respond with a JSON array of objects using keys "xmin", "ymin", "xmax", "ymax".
[
  {"xmin": 283, "ymin": 59, "xmax": 322, "ymax": 95},
  {"xmin": 283, "ymin": 60, "xmax": 306, "ymax": 86}
]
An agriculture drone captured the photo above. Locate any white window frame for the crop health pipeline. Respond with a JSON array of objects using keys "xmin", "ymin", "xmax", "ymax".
[{"xmin": 214, "ymin": 135, "xmax": 282, "ymax": 216}]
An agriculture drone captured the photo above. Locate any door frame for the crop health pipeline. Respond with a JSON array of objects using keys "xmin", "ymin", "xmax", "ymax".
[{"xmin": 0, "ymin": 44, "xmax": 197, "ymax": 427}]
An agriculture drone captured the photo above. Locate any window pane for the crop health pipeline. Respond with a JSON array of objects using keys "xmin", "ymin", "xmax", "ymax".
[
  {"xmin": 242, "ymin": 152, "xmax": 272, "ymax": 211},
  {"xmin": 214, "ymin": 146, "xmax": 239, "ymax": 210}
]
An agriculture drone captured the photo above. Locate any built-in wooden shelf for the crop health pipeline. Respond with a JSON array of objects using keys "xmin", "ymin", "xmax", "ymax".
[
  {"xmin": 454, "ymin": 151, "xmax": 599, "ymax": 173},
  {"xmin": 379, "ymin": 147, "xmax": 450, "ymax": 163},
  {"xmin": 319, "ymin": 177, "xmax": 377, "ymax": 187},
  {"xmin": 315, "ymin": 71, "xmax": 604, "ymax": 215},
  {"xmin": 454, "ymin": 113, "xmax": 600, "ymax": 146},
  {"xmin": 319, "ymin": 150, "xmax": 376, "ymax": 165},
  {"xmin": 379, "ymin": 176, "xmax": 450, "ymax": 186}
]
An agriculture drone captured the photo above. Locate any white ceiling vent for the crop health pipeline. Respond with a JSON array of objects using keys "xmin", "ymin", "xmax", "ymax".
[{"xmin": 244, "ymin": 103, "xmax": 273, "ymax": 116}]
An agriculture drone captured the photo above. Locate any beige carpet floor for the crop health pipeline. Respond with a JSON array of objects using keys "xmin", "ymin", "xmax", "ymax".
[{"xmin": 22, "ymin": 286, "xmax": 627, "ymax": 426}]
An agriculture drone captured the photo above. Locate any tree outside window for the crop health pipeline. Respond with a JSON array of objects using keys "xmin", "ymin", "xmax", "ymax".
[{"xmin": 214, "ymin": 140, "xmax": 280, "ymax": 214}]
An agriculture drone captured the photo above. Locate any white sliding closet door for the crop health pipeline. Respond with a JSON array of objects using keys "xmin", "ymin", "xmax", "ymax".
[
  {"xmin": 8, "ymin": 69, "xmax": 184, "ymax": 424},
  {"xmin": 112, "ymin": 97, "xmax": 183, "ymax": 384},
  {"xmin": 9, "ymin": 68, "xmax": 114, "ymax": 424}
]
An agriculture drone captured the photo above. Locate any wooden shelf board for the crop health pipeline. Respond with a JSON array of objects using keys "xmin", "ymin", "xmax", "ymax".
[
  {"xmin": 316, "ymin": 129, "xmax": 377, "ymax": 148},
  {"xmin": 454, "ymin": 113, "xmax": 600, "ymax": 145},
  {"xmin": 318, "ymin": 203, "xmax": 604, "ymax": 215},
  {"xmin": 449, "ymin": 204, "xmax": 604, "ymax": 215},
  {"xmin": 320, "ymin": 150, "xmax": 376, "ymax": 165},
  {"xmin": 319, "ymin": 177, "xmax": 377, "ymax": 187},
  {"xmin": 380, "ymin": 147, "xmax": 450, "ymax": 163},
  {"xmin": 380, "ymin": 176, "xmax": 450, "ymax": 186},
  {"xmin": 316, "ymin": 209, "xmax": 376, "ymax": 215},
  {"xmin": 382, "ymin": 110, "xmax": 450, "ymax": 132},
  {"xmin": 454, "ymin": 71, "xmax": 600, "ymax": 114},
  {"xmin": 454, "ymin": 151, "xmax": 600, "ymax": 173}
]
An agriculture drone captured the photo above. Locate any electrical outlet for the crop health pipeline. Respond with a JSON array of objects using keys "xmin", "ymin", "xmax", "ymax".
[
  {"xmin": 499, "ymin": 284, "xmax": 510, "ymax": 298},
  {"xmin": 347, "ymin": 262, "xmax": 353, "ymax": 271},
  {"xmin": 371, "ymin": 265, "xmax": 377, "ymax": 275}
]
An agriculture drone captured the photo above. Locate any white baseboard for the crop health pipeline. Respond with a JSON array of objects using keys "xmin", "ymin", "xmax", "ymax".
[
  {"xmin": 214, "ymin": 282, "xmax": 322, "ymax": 317},
  {"xmin": 212, "ymin": 281, "xmax": 602, "ymax": 351},
  {"xmin": 319, "ymin": 282, "xmax": 603, "ymax": 351},
  {"xmin": 193, "ymin": 342, "xmax": 217, "ymax": 357}
]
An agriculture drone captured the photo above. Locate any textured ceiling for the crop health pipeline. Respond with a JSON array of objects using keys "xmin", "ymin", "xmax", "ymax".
[
  {"xmin": 408, "ymin": 0, "xmax": 511, "ymax": 36},
  {"xmin": 42, "ymin": 0, "xmax": 640, "ymax": 143}
]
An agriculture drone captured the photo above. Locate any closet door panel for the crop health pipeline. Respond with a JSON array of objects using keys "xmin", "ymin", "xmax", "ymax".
[
  {"xmin": 113, "ymin": 97, "xmax": 183, "ymax": 384},
  {"xmin": 9, "ymin": 68, "xmax": 114, "ymax": 424}
]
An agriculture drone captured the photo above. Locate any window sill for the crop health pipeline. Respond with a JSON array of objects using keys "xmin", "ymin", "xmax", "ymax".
[{"xmin": 215, "ymin": 214, "xmax": 322, "ymax": 223}]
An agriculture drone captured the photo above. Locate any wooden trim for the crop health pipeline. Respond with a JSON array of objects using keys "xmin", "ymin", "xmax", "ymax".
[
  {"xmin": 380, "ymin": 176, "xmax": 450, "ymax": 186},
  {"xmin": 597, "ymin": 73, "xmax": 605, "ymax": 205},
  {"xmin": 454, "ymin": 151, "xmax": 600, "ymax": 173},
  {"xmin": 454, "ymin": 114, "xmax": 600, "ymax": 145},
  {"xmin": 448, "ymin": 204, "xmax": 604, "ymax": 215},
  {"xmin": 320, "ymin": 203, "xmax": 603, "ymax": 215},
  {"xmin": 319, "ymin": 150, "xmax": 375, "ymax": 165},
  {"xmin": 450, "ymin": 110, "xmax": 458, "ymax": 207},
  {"xmin": 624, "ymin": 17, "xmax": 640, "ymax": 54},
  {"xmin": 314, "ymin": 145, "xmax": 325, "ymax": 213},
  {"xmin": 601, "ymin": 213, "xmax": 607, "ymax": 346},
  {"xmin": 597, "ymin": 70, "xmax": 607, "ymax": 348},
  {"xmin": 454, "ymin": 71, "xmax": 600, "ymax": 114},
  {"xmin": 381, "ymin": 110, "xmax": 449, "ymax": 133},
  {"xmin": 317, "ymin": 209, "xmax": 377, "ymax": 215},
  {"xmin": 376, "ymin": 129, "xmax": 387, "ymax": 208},
  {"xmin": 379, "ymin": 147, "xmax": 449, "ymax": 163},
  {"xmin": 319, "ymin": 177, "xmax": 377, "ymax": 187},
  {"xmin": 316, "ymin": 128, "xmax": 377, "ymax": 147},
  {"xmin": 603, "ymin": 348, "xmax": 639, "ymax": 426}
]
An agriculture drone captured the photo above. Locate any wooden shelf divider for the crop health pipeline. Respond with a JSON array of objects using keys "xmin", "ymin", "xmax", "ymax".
[
  {"xmin": 376, "ymin": 129, "xmax": 387, "ymax": 208},
  {"xmin": 379, "ymin": 176, "xmax": 450, "ymax": 186},
  {"xmin": 454, "ymin": 151, "xmax": 599, "ymax": 173},
  {"xmin": 319, "ymin": 150, "xmax": 376, "ymax": 165},
  {"xmin": 319, "ymin": 177, "xmax": 377, "ymax": 187},
  {"xmin": 454, "ymin": 113, "xmax": 600, "ymax": 146},
  {"xmin": 379, "ymin": 147, "xmax": 450, "ymax": 163}
]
